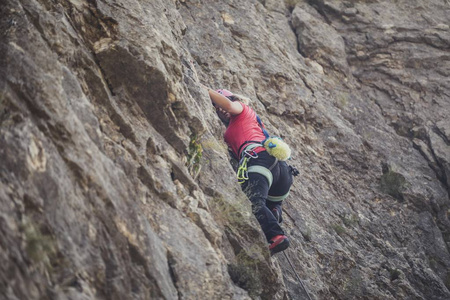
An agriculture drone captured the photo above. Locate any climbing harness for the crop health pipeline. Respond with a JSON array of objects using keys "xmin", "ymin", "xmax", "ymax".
[
  {"xmin": 235, "ymin": 113, "xmax": 296, "ymax": 184},
  {"xmin": 283, "ymin": 251, "xmax": 313, "ymax": 300}
]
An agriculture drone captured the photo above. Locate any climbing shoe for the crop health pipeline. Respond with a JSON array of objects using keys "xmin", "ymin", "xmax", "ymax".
[{"xmin": 269, "ymin": 235, "xmax": 290, "ymax": 255}]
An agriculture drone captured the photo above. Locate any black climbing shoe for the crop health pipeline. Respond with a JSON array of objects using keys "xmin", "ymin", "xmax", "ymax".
[{"xmin": 269, "ymin": 235, "xmax": 290, "ymax": 255}]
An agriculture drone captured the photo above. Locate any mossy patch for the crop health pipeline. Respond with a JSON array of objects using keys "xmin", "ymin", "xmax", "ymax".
[
  {"xmin": 209, "ymin": 196, "xmax": 249, "ymax": 227},
  {"xmin": 284, "ymin": 0, "xmax": 303, "ymax": 11},
  {"xmin": 186, "ymin": 133, "xmax": 203, "ymax": 178},
  {"xmin": 332, "ymin": 224, "xmax": 346, "ymax": 236},
  {"xmin": 389, "ymin": 268, "xmax": 402, "ymax": 281},
  {"xmin": 200, "ymin": 138, "xmax": 227, "ymax": 153},
  {"xmin": 301, "ymin": 227, "xmax": 312, "ymax": 242},
  {"xmin": 337, "ymin": 92, "xmax": 350, "ymax": 108},
  {"xmin": 228, "ymin": 249, "xmax": 263, "ymax": 297},
  {"xmin": 341, "ymin": 214, "xmax": 359, "ymax": 228},
  {"xmin": 380, "ymin": 164, "xmax": 407, "ymax": 201},
  {"xmin": 445, "ymin": 272, "xmax": 450, "ymax": 290},
  {"xmin": 23, "ymin": 220, "xmax": 57, "ymax": 270}
]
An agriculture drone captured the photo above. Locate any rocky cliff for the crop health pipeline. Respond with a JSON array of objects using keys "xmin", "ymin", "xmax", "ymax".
[{"xmin": 1, "ymin": 0, "xmax": 449, "ymax": 299}]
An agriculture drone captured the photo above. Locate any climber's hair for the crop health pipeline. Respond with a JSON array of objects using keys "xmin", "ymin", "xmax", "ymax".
[{"xmin": 230, "ymin": 93, "xmax": 251, "ymax": 105}]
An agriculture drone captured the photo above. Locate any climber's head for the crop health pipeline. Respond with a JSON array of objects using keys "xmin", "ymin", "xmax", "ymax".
[
  {"xmin": 214, "ymin": 89, "xmax": 236, "ymax": 125},
  {"xmin": 216, "ymin": 89, "xmax": 236, "ymax": 101},
  {"xmin": 215, "ymin": 106, "xmax": 230, "ymax": 123},
  {"xmin": 213, "ymin": 89, "xmax": 250, "ymax": 125}
]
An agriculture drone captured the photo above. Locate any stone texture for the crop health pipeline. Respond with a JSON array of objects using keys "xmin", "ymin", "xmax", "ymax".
[{"xmin": 1, "ymin": 0, "xmax": 449, "ymax": 299}]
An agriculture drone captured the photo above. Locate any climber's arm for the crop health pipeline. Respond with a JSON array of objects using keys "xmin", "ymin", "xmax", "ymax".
[{"xmin": 207, "ymin": 89, "xmax": 243, "ymax": 116}]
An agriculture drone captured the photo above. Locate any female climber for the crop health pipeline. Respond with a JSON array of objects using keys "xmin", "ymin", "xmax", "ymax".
[{"xmin": 206, "ymin": 87, "xmax": 294, "ymax": 255}]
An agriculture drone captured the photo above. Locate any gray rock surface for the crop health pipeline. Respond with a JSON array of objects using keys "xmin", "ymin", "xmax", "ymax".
[{"xmin": 1, "ymin": 0, "xmax": 449, "ymax": 299}]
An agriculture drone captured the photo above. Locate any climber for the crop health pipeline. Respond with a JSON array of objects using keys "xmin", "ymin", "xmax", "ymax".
[{"xmin": 205, "ymin": 87, "xmax": 294, "ymax": 255}]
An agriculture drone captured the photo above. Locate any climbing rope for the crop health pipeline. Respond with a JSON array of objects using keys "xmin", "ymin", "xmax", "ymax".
[{"xmin": 282, "ymin": 251, "xmax": 313, "ymax": 300}]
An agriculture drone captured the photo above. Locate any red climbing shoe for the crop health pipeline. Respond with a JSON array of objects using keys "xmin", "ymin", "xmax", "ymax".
[{"xmin": 269, "ymin": 235, "xmax": 290, "ymax": 255}]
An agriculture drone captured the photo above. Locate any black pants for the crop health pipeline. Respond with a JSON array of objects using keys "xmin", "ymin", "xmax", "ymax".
[{"xmin": 241, "ymin": 151, "xmax": 293, "ymax": 241}]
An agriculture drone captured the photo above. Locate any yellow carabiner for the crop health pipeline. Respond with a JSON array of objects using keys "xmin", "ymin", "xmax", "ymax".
[{"xmin": 237, "ymin": 157, "xmax": 249, "ymax": 184}]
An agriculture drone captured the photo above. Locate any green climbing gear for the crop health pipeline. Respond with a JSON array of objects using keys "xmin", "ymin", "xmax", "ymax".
[
  {"xmin": 237, "ymin": 156, "xmax": 250, "ymax": 184},
  {"xmin": 236, "ymin": 143, "xmax": 282, "ymax": 187},
  {"xmin": 267, "ymin": 191, "xmax": 290, "ymax": 202},
  {"xmin": 236, "ymin": 144, "xmax": 260, "ymax": 184},
  {"xmin": 248, "ymin": 165, "xmax": 273, "ymax": 186}
]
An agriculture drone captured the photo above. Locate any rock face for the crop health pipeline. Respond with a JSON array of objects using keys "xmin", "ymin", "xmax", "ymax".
[{"xmin": 1, "ymin": 0, "xmax": 449, "ymax": 299}]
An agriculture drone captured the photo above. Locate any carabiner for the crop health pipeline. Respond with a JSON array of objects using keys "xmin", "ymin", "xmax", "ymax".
[{"xmin": 243, "ymin": 149, "xmax": 258, "ymax": 159}]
